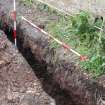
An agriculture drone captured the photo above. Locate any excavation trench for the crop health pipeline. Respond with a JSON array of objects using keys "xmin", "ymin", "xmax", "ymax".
[
  {"xmin": 0, "ymin": 15, "xmax": 76, "ymax": 105},
  {"xmin": 0, "ymin": 11, "xmax": 105, "ymax": 105}
]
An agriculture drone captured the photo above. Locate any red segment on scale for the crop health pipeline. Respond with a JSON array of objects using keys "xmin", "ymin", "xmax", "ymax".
[
  {"xmin": 80, "ymin": 56, "xmax": 87, "ymax": 61},
  {"xmin": 11, "ymin": 11, "xmax": 16, "ymax": 21},
  {"xmin": 13, "ymin": 30, "xmax": 16, "ymax": 39},
  {"xmin": 62, "ymin": 43, "xmax": 70, "ymax": 49}
]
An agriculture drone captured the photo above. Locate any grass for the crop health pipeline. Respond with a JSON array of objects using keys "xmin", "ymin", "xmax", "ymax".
[
  {"xmin": 22, "ymin": 0, "xmax": 105, "ymax": 77},
  {"xmin": 46, "ymin": 11, "xmax": 105, "ymax": 77},
  {"xmin": 21, "ymin": 0, "xmax": 33, "ymax": 6}
]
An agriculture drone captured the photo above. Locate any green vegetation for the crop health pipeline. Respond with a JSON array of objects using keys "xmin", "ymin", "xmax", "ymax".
[
  {"xmin": 21, "ymin": 0, "xmax": 33, "ymax": 6},
  {"xmin": 22, "ymin": 0, "xmax": 105, "ymax": 77},
  {"xmin": 46, "ymin": 11, "xmax": 105, "ymax": 77},
  {"xmin": 37, "ymin": 3, "xmax": 105, "ymax": 77}
]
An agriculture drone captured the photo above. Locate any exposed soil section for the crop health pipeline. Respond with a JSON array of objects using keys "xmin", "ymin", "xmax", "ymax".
[{"xmin": 0, "ymin": 0, "xmax": 105, "ymax": 105}]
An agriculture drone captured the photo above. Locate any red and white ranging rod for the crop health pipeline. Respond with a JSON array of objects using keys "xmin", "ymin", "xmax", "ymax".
[
  {"xmin": 21, "ymin": 16, "xmax": 87, "ymax": 61},
  {"xmin": 11, "ymin": 0, "xmax": 17, "ymax": 46}
]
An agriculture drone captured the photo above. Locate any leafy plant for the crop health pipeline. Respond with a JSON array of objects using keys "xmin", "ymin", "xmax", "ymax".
[
  {"xmin": 70, "ymin": 11, "xmax": 105, "ymax": 77},
  {"xmin": 36, "ymin": 2, "xmax": 59, "ymax": 15},
  {"xmin": 81, "ymin": 55, "xmax": 105, "ymax": 77},
  {"xmin": 22, "ymin": 0, "xmax": 33, "ymax": 6}
]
